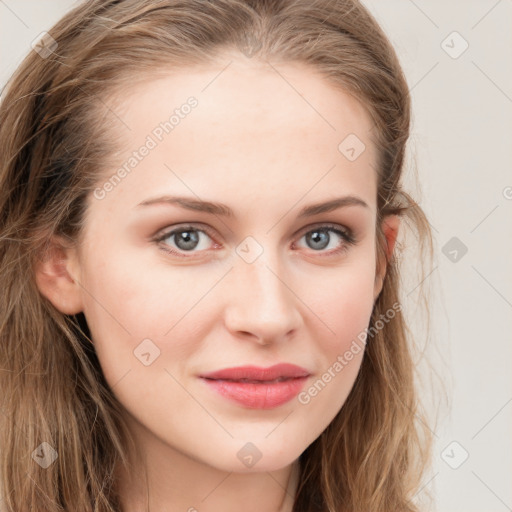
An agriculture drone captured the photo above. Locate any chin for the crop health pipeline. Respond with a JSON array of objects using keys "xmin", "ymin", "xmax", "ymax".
[{"xmin": 204, "ymin": 440, "xmax": 303, "ymax": 474}]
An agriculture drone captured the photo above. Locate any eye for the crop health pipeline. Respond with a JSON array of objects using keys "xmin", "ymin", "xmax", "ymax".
[
  {"xmin": 153, "ymin": 222, "xmax": 357, "ymax": 258},
  {"xmin": 294, "ymin": 224, "xmax": 356, "ymax": 257},
  {"xmin": 154, "ymin": 224, "xmax": 217, "ymax": 257}
]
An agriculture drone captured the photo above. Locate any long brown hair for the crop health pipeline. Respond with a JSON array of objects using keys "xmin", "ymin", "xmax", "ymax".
[{"xmin": 0, "ymin": 1, "xmax": 435, "ymax": 510}]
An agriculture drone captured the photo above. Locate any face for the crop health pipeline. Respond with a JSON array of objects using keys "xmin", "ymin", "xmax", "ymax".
[{"xmin": 39, "ymin": 55, "xmax": 398, "ymax": 473}]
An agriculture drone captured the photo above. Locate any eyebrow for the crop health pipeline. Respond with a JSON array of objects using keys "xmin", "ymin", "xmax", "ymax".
[{"xmin": 135, "ymin": 194, "xmax": 369, "ymax": 218}]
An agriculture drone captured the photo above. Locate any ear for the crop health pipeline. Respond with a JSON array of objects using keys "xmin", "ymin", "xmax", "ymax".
[
  {"xmin": 34, "ymin": 235, "xmax": 84, "ymax": 315},
  {"xmin": 373, "ymin": 214, "xmax": 400, "ymax": 301}
]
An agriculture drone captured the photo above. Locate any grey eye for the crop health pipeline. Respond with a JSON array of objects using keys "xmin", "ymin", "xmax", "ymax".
[{"xmin": 305, "ymin": 229, "xmax": 332, "ymax": 250}]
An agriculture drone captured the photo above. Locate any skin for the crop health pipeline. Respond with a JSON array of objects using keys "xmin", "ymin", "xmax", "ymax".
[{"xmin": 35, "ymin": 54, "xmax": 399, "ymax": 512}]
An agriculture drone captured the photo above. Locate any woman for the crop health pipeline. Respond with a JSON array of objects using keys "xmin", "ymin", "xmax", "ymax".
[{"xmin": 0, "ymin": 0, "xmax": 434, "ymax": 510}]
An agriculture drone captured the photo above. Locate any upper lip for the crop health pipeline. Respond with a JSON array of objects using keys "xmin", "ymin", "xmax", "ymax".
[{"xmin": 200, "ymin": 363, "xmax": 310, "ymax": 381}]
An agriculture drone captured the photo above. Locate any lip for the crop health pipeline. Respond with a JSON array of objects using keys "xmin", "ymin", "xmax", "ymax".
[
  {"xmin": 200, "ymin": 363, "xmax": 310, "ymax": 381},
  {"xmin": 199, "ymin": 364, "xmax": 311, "ymax": 409}
]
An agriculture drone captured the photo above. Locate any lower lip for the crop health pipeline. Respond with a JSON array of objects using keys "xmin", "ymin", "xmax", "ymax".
[{"xmin": 200, "ymin": 377, "xmax": 309, "ymax": 409}]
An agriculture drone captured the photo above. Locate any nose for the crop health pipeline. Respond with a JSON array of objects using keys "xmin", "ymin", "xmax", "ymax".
[{"xmin": 223, "ymin": 255, "xmax": 303, "ymax": 346}]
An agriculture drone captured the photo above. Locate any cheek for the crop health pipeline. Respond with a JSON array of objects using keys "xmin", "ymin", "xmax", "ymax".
[
  {"xmin": 78, "ymin": 247, "xmax": 207, "ymax": 383},
  {"xmin": 303, "ymin": 256, "xmax": 377, "ymax": 346},
  {"xmin": 79, "ymin": 238, "xmax": 247, "ymax": 399},
  {"xmin": 293, "ymin": 257, "xmax": 375, "ymax": 413}
]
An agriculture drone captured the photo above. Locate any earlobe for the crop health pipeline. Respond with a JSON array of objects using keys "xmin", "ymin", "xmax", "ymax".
[{"xmin": 34, "ymin": 235, "xmax": 84, "ymax": 315}]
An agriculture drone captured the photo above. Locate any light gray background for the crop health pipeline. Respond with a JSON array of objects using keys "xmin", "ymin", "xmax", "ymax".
[{"xmin": 1, "ymin": 1, "xmax": 511, "ymax": 511}]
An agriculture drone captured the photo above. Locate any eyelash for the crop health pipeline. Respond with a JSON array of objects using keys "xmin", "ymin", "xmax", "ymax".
[{"xmin": 153, "ymin": 222, "xmax": 357, "ymax": 259}]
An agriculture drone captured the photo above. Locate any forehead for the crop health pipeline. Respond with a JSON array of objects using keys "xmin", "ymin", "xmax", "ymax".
[{"xmin": 90, "ymin": 57, "xmax": 378, "ymax": 221}]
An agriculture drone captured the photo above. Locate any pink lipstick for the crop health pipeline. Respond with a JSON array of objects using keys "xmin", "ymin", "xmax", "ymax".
[{"xmin": 199, "ymin": 363, "xmax": 310, "ymax": 409}]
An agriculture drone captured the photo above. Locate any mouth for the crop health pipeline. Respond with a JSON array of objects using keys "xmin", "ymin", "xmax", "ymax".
[
  {"xmin": 198, "ymin": 364, "xmax": 311, "ymax": 409},
  {"xmin": 199, "ymin": 363, "xmax": 311, "ymax": 382},
  {"xmin": 203, "ymin": 376, "xmax": 298, "ymax": 384}
]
